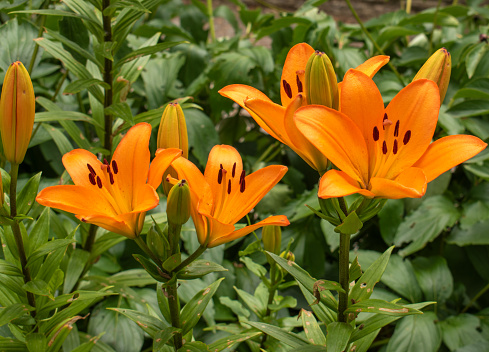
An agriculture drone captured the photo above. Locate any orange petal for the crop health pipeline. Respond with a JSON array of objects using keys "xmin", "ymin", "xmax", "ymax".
[
  {"xmin": 340, "ymin": 70, "xmax": 385, "ymax": 178},
  {"xmin": 75, "ymin": 213, "xmax": 137, "ymax": 239},
  {"xmin": 294, "ymin": 105, "xmax": 369, "ymax": 186},
  {"xmin": 201, "ymin": 215, "xmax": 235, "ymax": 247},
  {"xmin": 413, "ymin": 135, "xmax": 488, "ymax": 182},
  {"xmin": 354, "ymin": 55, "xmax": 390, "ymax": 78},
  {"xmin": 218, "ymin": 165, "xmax": 288, "ymax": 225},
  {"xmin": 62, "ymin": 149, "xmax": 104, "ymax": 187},
  {"xmin": 111, "ymin": 123, "xmax": 152, "ymax": 209},
  {"xmin": 376, "ymin": 79, "xmax": 440, "ymax": 180},
  {"xmin": 280, "ymin": 43, "xmax": 315, "ymax": 107},
  {"xmin": 36, "ymin": 185, "xmax": 118, "ymax": 216},
  {"xmin": 133, "ymin": 184, "xmax": 159, "ymax": 213},
  {"xmin": 147, "ymin": 148, "xmax": 183, "ymax": 190},
  {"xmin": 218, "ymin": 85, "xmax": 283, "ymax": 142},
  {"xmin": 318, "ymin": 170, "xmax": 375, "ymax": 199},
  {"xmin": 208, "ymin": 215, "xmax": 290, "ymax": 248},
  {"xmin": 369, "ymin": 167, "xmax": 427, "ymax": 199}
]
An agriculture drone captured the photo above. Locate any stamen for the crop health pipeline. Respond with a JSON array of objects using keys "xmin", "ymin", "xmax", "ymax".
[
  {"xmin": 296, "ymin": 74, "xmax": 303, "ymax": 93},
  {"xmin": 373, "ymin": 126, "xmax": 379, "ymax": 141},
  {"xmin": 227, "ymin": 180, "xmax": 231, "ymax": 194},
  {"xmin": 88, "ymin": 173, "xmax": 96, "ymax": 185},
  {"xmin": 103, "ymin": 158, "xmax": 109, "ymax": 165},
  {"xmin": 109, "ymin": 172, "xmax": 115, "ymax": 185},
  {"xmin": 382, "ymin": 141, "xmax": 387, "ymax": 154},
  {"xmin": 393, "ymin": 139, "xmax": 398, "ymax": 154},
  {"xmin": 87, "ymin": 163, "xmax": 96, "ymax": 175},
  {"xmin": 232, "ymin": 162, "xmax": 236, "ymax": 178},
  {"xmin": 96, "ymin": 176, "xmax": 103, "ymax": 189},
  {"xmin": 111, "ymin": 160, "xmax": 119, "ymax": 174},
  {"xmin": 220, "ymin": 164, "xmax": 223, "ymax": 169},
  {"xmin": 240, "ymin": 178, "xmax": 245, "ymax": 193},
  {"xmin": 218, "ymin": 168, "xmax": 223, "ymax": 184},
  {"xmin": 382, "ymin": 113, "xmax": 388, "ymax": 130},
  {"xmin": 394, "ymin": 120, "xmax": 400, "ymax": 137},
  {"xmin": 403, "ymin": 130, "xmax": 411, "ymax": 145},
  {"xmin": 239, "ymin": 170, "xmax": 245, "ymax": 184},
  {"xmin": 282, "ymin": 80, "xmax": 292, "ymax": 99}
]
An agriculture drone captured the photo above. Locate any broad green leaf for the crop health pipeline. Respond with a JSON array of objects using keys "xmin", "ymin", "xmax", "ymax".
[
  {"xmin": 42, "ymin": 124, "xmax": 73, "ymax": 155},
  {"xmin": 64, "ymin": 78, "xmax": 110, "ymax": 95},
  {"xmin": 0, "ymin": 337, "xmax": 27, "ymax": 351},
  {"xmin": 177, "ymin": 259, "xmax": 228, "ymax": 279},
  {"xmin": 348, "ymin": 329, "xmax": 380, "ymax": 352},
  {"xmin": 26, "ymin": 333, "xmax": 47, "ymax": 352},
  {"xmin": 11, "ymin": 9, "xmax": 101, "ymax": 28},
  {"xmin": 327, "ymin": 322, "xmax": 354, "ymax": 352},
  {"xmin": 345, "ymin": 299, "xmax": 424, "ymax": 316},
  {"xmin": 394, "ymin": 196, "xmax": 459, "ymax": 256},
  {"xmin": 23, "ymin": 280, "xmax": 54, "ymax": 299},
  {"xmin": 299, "ymin": 283, "xmax": 335, "ymax": 325},
  {"xmin": 293, "ymin": 347, "xmax": 327, "ymax": 352},
  {"xmin": 16, "ymin": 172, "xmax": 41, "ymax": 216},
  {"xmin": 153, "ymin": 327, "xmax": 181, "ymax": 351},
  {"xmin": 376, "ymin": 26, "xmax": 422, "ymax": 46},
  {"xmin": 412, "ymin": 256, "xmax": 453, "ymax": 303},
  {"xmin": 400, "ymin": 11, "xmax": 459, "ymax": 26},
  {"xmin": 381, "ymin": 254, "xmax": 423, "ymax": 303},
  {"xmin": 63, "ymin": 249, "xmax": 91, "ymax": 294},
  {"xmin": 108, "ymin": 308, "xmax": 167, "ymax": 338},
  {"xmin": 133, "ymin": 254, "xmax": 170, "ymax": 283},
  {"xmin": 180, "ymin": 278, "xmax": 224, "ymax": 335},
  {"xmin": 334, "ymin": 211, "xmax": 363, "ymax": 235},
  {"xmin": 105, "ymin": 102, "xmax": 134, "ymax": 125},
  {"xmin": 88, "ymin": 269, "xmax": 156, "ymax": 287},
  {"xmin": 115, "ymin": 41, "xmax": 187, "ymax": 68},
  {"xmin": 207, "ymin": 331, "xmax": 262, "ymax": 351},
  {"xmin": 240, "ymin": 256, "xmax": 267, "ymax": 278},
  {"xmin": 185, "ymin": 109, "xmax": 220, "ymax": 166},
  {"xmin": 0, "ymin": 259, "xmax": 23, "ymax": 277},
  {"xmin": 386, "ymin": 312, "xmax": 441, "ymax": 352},
  {"xmin": 447, "ymin": 219, "xmax": 489, "ymax": 246},
  {"xmin": 0, "ymin": 303, "xmax": 34, "ymax": 327},
  {"xmin": 453, "ymin": 78, "xmax": 489, "ymax": 100},
  {"xmin": 300, "ymin": 309, "xmax": 326, "ymax": 345},
  {"xmin": 36, "ymin": 111, "xmax": 101, "ymax": 127},
  {"xmin": 439, "ymin": 314, "xmax": 484, "ymax": 351},
  {"xmin": 378, "ymin": 199, "xmax": 404, "ymax": 245},
  {"xmin": 177, "ymin": 341, "xmax": 209, "ymax": 352},
  {"xmin": 0, "ymin": 19, "xmax": 41, "ymax": 72},
  {"xmin": 246, "ymin": 321, "xmax": 309, "ymax": 348},
  {"xmin": 349, "ymin": 247, "xmax": 393, "ymax": 304},
  {"xmin": 256, "ymin": 17, "xmax": 312, "ymax": 39},
  {"xmin": 26, "ymin": 208, "xmax": 50, "ymax": 264},
  {"xmin": 466, "ymin": 42, "xmax": 489, "ymax": 78},
  {"xmin": 62, "ymin": 0, "xmax": 104, "ymax": 40},
  {"xmin": 349, "ymin": 257, "xmax": 362, "ymax": 282},
  {"xmin": 447, "ymin": 100, "xmax": 489, "ymax": 118},
  {"xmin": 27, "ymin": 239, "xmax": 74, "ymax": 267}
]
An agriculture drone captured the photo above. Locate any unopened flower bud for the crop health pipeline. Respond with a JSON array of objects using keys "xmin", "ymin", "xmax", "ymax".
[
  {"xmin": 166, "ymin": 179, "xmax": 191, "ymax": 226},
  {"xmin": 262, "ymin": 225, "xmax": 282, "ymax": 265},
  {"xmin": 280, "ymin": 250, "xmax": 295, "ymax": 262},
  {"xmin": 146, "ymin": 224, "xmax": 167, "ymax": 260},
  {"xmin": 0, "ymin": 61, "xmax": 35, "ymax": 164},
  {"xmin": 305, "ymin": 51, "xmax": 339, "ymax": 110},
  {"xmin": 413, "ymin": 48, "xmax": 451, "ymax": 103},
  {"xmin": 157, "ymin": 102, "xmax": 188, "ymax": 158}
]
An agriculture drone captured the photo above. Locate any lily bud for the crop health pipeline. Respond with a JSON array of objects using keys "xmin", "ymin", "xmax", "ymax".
[
  {"xmin": 280, "ymin": 249, "xmax": 295, "ymax": 263},
  {"xmin": 0, "ymin": 61, "xmax": 35, "ymax": 164},
  {"xmin": 413, "ymin": 48, "xmax": 451, "ymax": 103},
  {"xmin": 166, "ymin": 179, "xmax": 191, "ymax": 226},
  {"xmin": 157, "ymin": 102, "xmax": 188, "ymax": 158},
  {"xmin": 262, "ymin": 225, "xmax": 282, "ymax": 265},
  {"xmin": 305, "ymin": 51, "xmax": 339, "ymax": 110},
  {"xmin": 146, "ymin": 224, "xmax": 167, "ymax": 260}
]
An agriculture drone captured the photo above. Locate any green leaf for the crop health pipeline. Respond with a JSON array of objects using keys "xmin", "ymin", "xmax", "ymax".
[
  {"xmin": 26, "ymin": 333, "xmax": 47, "ymax": 352},
  {"xmin": 298, "ymin": 283, "xmax": 335, "ymax": 325},
  {"xmin": 349, "ymin": 247, "xmax": 393, "ymax": 304},
  {"xmin": 334, "ymin": 211, "xmax": 363, "ymax": 235},
  {"xmin": 207, "ymin": 331, "xmax": 262, "ymax": 351},
  {"xmin": 447, "ymin": 219, "xmax": 489, "ymax": 245},
  {"xmin": 64, "ymin": 78, "xmax": 110, "ymax": 95},
  {"xmin": 0, "ymin": 19, "xmax": 40, "ymax": 72},
  {"xmin": 0, "ymin": 303, "xmax": 34, "ymax": 327},
  {"xmin": 394, "ymin": 196, "xmax": 459, "ymax": 256},
  {"xmin": 180, "ymin": 278, "xmax": 224, "ymax": 335},
  {"xmin": 439, "ymin": 314, "xmax": 484, "ymax": 350},
  {"xmin": 185, "ymin": 109, "xmax": 220, "ymax": 166},
  {"xmin": 23, "ymin": 280, "xmax": 54, "ymax": 299},
  {"xmin": 447, "ymin": 100, "xmax": 489, "ymax": 118},
  {"xmin": 63, "ymin": 249, "xmax": 90, "ymax": 294},
  {"xmin": 466, "ymin": 43, "xmax": 489, "ymax": 79},
  {"xmin": 300, "ymin": 309, "xmax": 326, "ymax": 345},
  {"xmin": 349, "ymin": 257, "xmax": 362, "ymax": 282},
  {"xmin": 255, "ymin": 17, "xmax": 312, "ymax": 39},
  {"xmin": 376, "ymin": 26, "xmax": 422, "ymax": 46},
  {"xmin": 246, "ymin": 321, "xmax": 309, "ymax": 348},
  {"xmin": 133, "ymin": 254, "xmax": 170, "ymax": 283},
  {"xmin": 345, "ymin": 299, "xmax": 424, "ymax": 316},
  {"xmin": 378, "ymin": 199, "xmax": 404, "ymax": 244},
  {"xmin": 37, "ymin": 110, "xmax": 101, "ymax": 126},
  {"xmin": 177, "ymin": 342, "xmax": 210, "ymax": 352},
  {"xmin": 292, "ymin": 346, "xmax": 327, "ymax": 352},
  {"xmin": 153, "ymin": 327, "xmax": 181, "ymax": 351},
  {"xmin": 0, "ymin": 259, "xmax": 23, "ymax": 277},
  {"xmin": 267, "ymin": 252, "xmax": 340, "ymax": 311},
  {"xmin": 62, "ymin": 0, "xmax": 104, "ymax": 40},
  {"xmin": 386, "ymin": 312, "xmax": 441, "ymax": 352},
  {"xmin": 412, "ymin": 256, "xmax": 453, "ymax": 303},
  {"xmin": 0, "ymin": 336, "xmax": 27, "ymax": 351},
  {"xmin": 11, "ymin": 9, "xmax": 101, "ymax": 28},
  {"xmin": 177, "ymin": 259, "xmax": 228, "ymax": 279},
  {"xmin": 108, "ymin": 308, "xmax": 166, "ymax": 338},
  {"xmin": 219, "ymin": 296, "xmax": 250, "ymax": 318},
  {"xmin": 16, "ymin": 172, "xmax": 41, "ymax": 216},
  {"xmin": 453, "ymin": 78, "xmax": 489, "ymax": 101},
  {"xmin": 115, "ymin": 41, "xmax": 187, "ymax": 68},
  {"xmin": 240, "ymin": 256, "xmax": 267, "ymax": 278},
  {"xmin": 42, "ymin": 124, "xmax": 73, "ymax": 155},
  {"xmin": 104, "ymin": 102, "xmax": 134, "ymax": 125},
  {"xmin": 162, "ymin": 253, "xmax": 181, "ymax": 272},
  {"xmin": 27, "ymin": 239, "xmax": 75, "ymax": 267},
  {"xmin": 327, "ymin": 322, "xmax": 354, "ymax": 352}
]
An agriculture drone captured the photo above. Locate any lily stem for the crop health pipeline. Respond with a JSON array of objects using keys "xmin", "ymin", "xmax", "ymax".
[
  {"xmin": 172, "ymin": 243, "xmax": 207, "ymax": 273},
  {"xmin": 167, "ymin": 222, "xmax": 184, "ymax": 350},
  {"xmin": 134, "ymin": 235, "xmax": 164, "ymax": 269},
  {"xmin": 344, "ymin": 0, "xmax": 405, "ymax": 86},
  {"xmin": 72, "ymin": 224, "xmax": 98, "ymax": 292},
  {"xmin": 461, "ymin": 281, "xmax": 489, "ymax": 314},
  {"xmin": 206, "ymin": 0, "xmax": 216, "ymax": 43},
  {"xmin": 10, "ymin": 163, "xmax": 36, "ymax": 313},
  {"xmin": 260, "ymin": 262, "xmax": 278, "ymax": 348},
  {"xmin": 102, "ymin": 0, "xmax": 113, "ymax": 159},
  {"xmin": 338, "ymin": 231, "xmax": 351, "ymax": 322}
]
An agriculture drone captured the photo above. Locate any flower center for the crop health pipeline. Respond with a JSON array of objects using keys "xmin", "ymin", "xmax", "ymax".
[{"xmin": 214, "ymin": 161, "xmax": 246, "ymax": 219}]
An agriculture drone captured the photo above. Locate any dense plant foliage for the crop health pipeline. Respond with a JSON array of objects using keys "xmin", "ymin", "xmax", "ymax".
[{"xmin": 0, "ymin": 0, "xmax": 489, "ymax": 351}]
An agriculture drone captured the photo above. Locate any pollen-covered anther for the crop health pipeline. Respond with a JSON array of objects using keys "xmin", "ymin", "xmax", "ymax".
[
  {"xmin": 382, "ymin": 141, "xmax": 388, "ymax": 154},
  {"xmin": 87, "ymin": 164, "xmax": 96, "ymax": 175},
  {"xmin": 296, "ymin": 74, "xmax": 303, "ymax": 93},
  {"xmin": 227, "ymin": 180, "xmax": 231, "ymax": 194},
  {"xmin": 232, "ymin": 162, "xmax": 236, "ymax": 177},
  {"xmin": 240, "ymin": 178, "xmax": 245, "ymax": 193},
  {"xmin": 239, "ymin": 170, "xmax": 245, "ymax": 184},
  {"xmin": 88, "ymin": 173, "xmax": 96, "ymax": 185},
  {"xmin": 393, "ymin": 139, "xmax": 398, "ymax": 154},
  {"xmin": 96, "ymin": 176, "xmax": 103, "ymax": 189},
  {"xmin": 394, "ymin": 120, "xmax": 400, "ymax": 137},
  {"xmin": 109, "ymin": 172, "xmax": 115, "ymax": 185},
  {"xmin": 111, "ymin": 160, "xmax": 119, "ymax": 174},
  {"xmin": 373, "ymin": 126, "xmax": 380, "ymax": 141},
  {"xmin": 218, "ymin": 168, "xmax": 223, "ymax": 184},
  {"xmin": 283, "ymin": 80, "xmax": 292, "ymax": 99},
  {"xmin": 403, "ymin": 130, "xmax": 412, "ymax": 145}
]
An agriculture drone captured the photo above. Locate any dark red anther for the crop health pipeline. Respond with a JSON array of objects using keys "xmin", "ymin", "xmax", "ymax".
[
  {"xmin": 88, "ymin": 173, "xmax": 96, "ymax": 185},
  {"xmin": 81, "ymin": 218, "xmax": 87, "ymax": 222},
  {"xmin": 394, "ymin": 120, "xmax": 400, "ymax": 137},
  {"xmin": 87, "ymin": 163, "xmax": 96, "ymax": 175},
  {"xmin": 103, "ymin": 158, "xmax": 109, "ymax": 165},
  {"xmin": 283, "ymin": 80, "xmax": 292, "ymax": 99},
  {"xmin": 96, "ymin": 176, "xmax": 103, "ymax": 189},
  {"xmin": 393, "ymin": 139, "xmax": 398, "ymax": 154},
  {"xmin": 240, "ymin": 178, "xmax": 245, "ymax": 193},
  {"xmin": 220, "ymin": 164, "xmax": 223, "ymax": 169},
  {"xmin": 239, "ymin": 170, "xmax": 245, "ymax": 184},
  {"xmin": 296, "ymin": 75, "xmax": 303, "ymax": 93},
  {"xmin": 227, "ymin": 180, "xmax": 231, "ymax": 194},
  {"xmin": 382, "ymin": 141, "xmax": 387, "ymax": 154},
  {"xmin": 111, "ymin": 160, "xmax": 119, "ymax": 174},
  {"xmin": 383, "ymin": 113, "xmax": 388, "ymax": 130},
  {"xmin": 403, "ymin": 130, "xmax": 411, "ymax": 145},
  {"xmin": 373, "ymin": 126, "xmax": 379, "ymax": 141},
  {"xmin": 218, "ymin": 168, "xmax": 223, "ymax": 184},
  {"xmin": 109, "ymin": 172, "xmax": 115, "ymax": 185},
  {"xmin": 232, "ymin": 162, "xmax": 236, "ymax": 178}
]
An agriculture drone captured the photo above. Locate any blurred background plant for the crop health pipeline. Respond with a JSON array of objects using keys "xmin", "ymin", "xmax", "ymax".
[{"xmin": 0, "ymin": 0, "xmax": 488, "ymax": 351}]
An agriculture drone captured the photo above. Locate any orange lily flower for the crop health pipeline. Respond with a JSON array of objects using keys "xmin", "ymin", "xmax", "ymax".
[
  {"xmin": 165, "ymin": 145, "xmax": 289, "ymax": 248},
  {"xmin": 294, "ymin": 69, "xmax": 487, "ymax": 199},
  {"xmin": 219, "ymin": 43, "xmax": 389, "ymax": 174},
  {"xmin": 36, "ymin": 123, "xmax": 182, "ymax": 238}
]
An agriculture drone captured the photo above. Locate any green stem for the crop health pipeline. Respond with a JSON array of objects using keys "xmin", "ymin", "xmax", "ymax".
[
  {"xmin": 338, "ymin": 231, "xmax": 351, "ymax": 322},
  {"xmin": 260, "ymin": 263, "xmax": 278, "ymax": 348},
  {"xmin": 72, "ymin": 224, "xmax": 98, "ymax": 292},
  {"xmin": 102, "ymin": 0, "xmax": 113, "ymax": 159},
  {"xmin": 10, "ymin": 164, "xmax": 36, "ymax": 313},
  {"xmin": 206, "ymin": 0, "xmax": 216, "ymax": 43},
  {"xmin": 428, "ymin": 0, "xmax": 443, "ymax": 55},
  {"xmin": 51, "ymin": 69, "xmax": 69, "ymax": 102},
  {"xmin": 28, "ymin": 0, "xmax": 50, "ymax": 74},
  {"xmin": 344, "ymin": 0, "xmax": 405, "ymax": 86},
  {"xmin": 172, "ymin": 243, "xmax": 207, "ymax": 273},
  {"xmin": 166, "ymin": 283, "xmax": 183, "ymax": 350},
  {"xmin": 461, "ymin": 281, "xmax": 489, "ymax": 313},
  {"xmin": 134, "ymin": 235, "xmax": 164, "ymax": 268}
]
